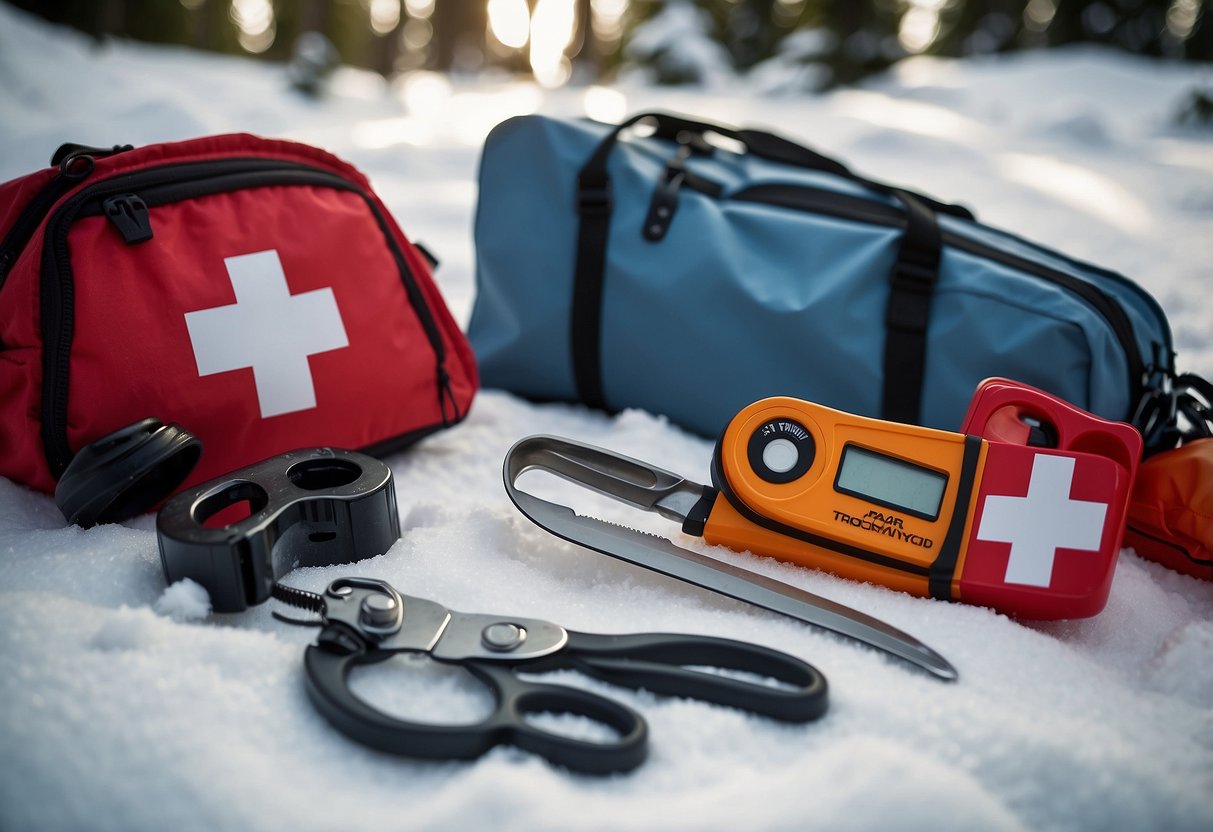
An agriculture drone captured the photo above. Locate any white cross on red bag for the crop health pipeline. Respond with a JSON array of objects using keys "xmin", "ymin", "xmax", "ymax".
[{"xmin": 185, "ymin": 249, "xmax": 349, "ymax": 418}]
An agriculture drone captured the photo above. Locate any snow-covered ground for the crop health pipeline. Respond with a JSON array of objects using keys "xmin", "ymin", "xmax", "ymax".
[{"xmin": 2, "ymin": 4, "xmax": 1212, "ymax": 830}]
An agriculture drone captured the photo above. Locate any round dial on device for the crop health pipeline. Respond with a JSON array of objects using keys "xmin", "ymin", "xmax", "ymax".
[{"xmin": 747, "ymin": 418, "xmax": 815, "ymax": 483}]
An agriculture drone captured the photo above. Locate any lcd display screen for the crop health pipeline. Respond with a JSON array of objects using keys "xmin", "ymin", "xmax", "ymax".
[{"xmin": 834, "ymin": 445, "xmax": 947, "ymax": 520}]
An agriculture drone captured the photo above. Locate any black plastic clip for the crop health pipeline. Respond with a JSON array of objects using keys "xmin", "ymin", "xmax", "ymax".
[
  {"xmin": 576, "ymin": 180, "xmax": 613, "ymax": 216},
  {"xmin": 885, "ymin": 256, "xmax": 940, "ymax": 333}
]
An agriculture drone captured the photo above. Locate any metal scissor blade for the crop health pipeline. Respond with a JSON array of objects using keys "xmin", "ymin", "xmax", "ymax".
[
  {"xmin": 506, "ymin": 435, "xmax": 707, "ymax": 524},
  {"xmin": 504, "ymin": 438, "xmax": 958, "ymax": 682}
]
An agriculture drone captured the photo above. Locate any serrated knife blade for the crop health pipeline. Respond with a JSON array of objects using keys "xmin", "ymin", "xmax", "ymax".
[{"xmin": 504, "ymin": 436, "xmax": 958, "ymax": 681}]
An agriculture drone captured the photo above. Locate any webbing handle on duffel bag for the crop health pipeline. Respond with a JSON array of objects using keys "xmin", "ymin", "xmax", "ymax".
[
  {"xmin": 1135, "ymin": 371, "xmax": 1213, "ymax": 453},
  {"xmin": 572, "ymin": 111, "xmax": 974, "ymax": 427}
]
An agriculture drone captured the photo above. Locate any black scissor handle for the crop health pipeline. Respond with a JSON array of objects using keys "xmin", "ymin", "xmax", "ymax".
[
  {"xmin": 556, "ymin": 631, "xmax": 829, "ymax": 723},
  {"xmin": 303, "ymin": 640, "xmax": 649, "ymax": 775},
  {"xmin": 472, "ymin": 662, "xmax": 649, "ymax": 775}
]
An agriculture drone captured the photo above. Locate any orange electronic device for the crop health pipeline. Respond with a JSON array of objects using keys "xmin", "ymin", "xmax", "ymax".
[
  {"xmin": 506, "ymin": 379, "xmax": 1143, "ymax": 679},
  {"xmin": 708, "ymin": 380, "xmax": 1141, "ymax": 619}
]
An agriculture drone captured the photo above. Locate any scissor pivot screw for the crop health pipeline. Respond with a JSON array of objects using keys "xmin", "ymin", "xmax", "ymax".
[
  {"xmin": 481, "ymin": 622, "xmax": 526, "ymax": 651},
  {"xmin": 360, "ymin": 593, "xmax": 399, "ymax": 627}
]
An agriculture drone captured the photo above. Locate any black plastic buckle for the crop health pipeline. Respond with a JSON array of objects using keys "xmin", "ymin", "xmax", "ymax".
[
  {"xmin": 890, "ymin": 255, "xmax": 939, "ymax": 291},
  {"xmin": 886, "ymin": 258, "xmax": 939, "ymax": 332},
  {"xmin": 576, "ymin": 182, "xmax": 612, "ymax": 216}
]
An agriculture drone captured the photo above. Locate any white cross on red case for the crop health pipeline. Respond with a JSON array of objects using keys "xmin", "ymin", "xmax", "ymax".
[
  {"xmin": 976, "ymin": 454, "xmax": 1108, "ymax": 587},
  {"xmin": 959, "ymin": 442, "xmax": 1127, "ymax": 619}
]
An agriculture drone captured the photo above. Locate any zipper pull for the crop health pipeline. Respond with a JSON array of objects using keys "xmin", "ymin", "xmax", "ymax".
[
  {"xmin": 103, "ymin": 194, "xmax": 154, "ymax": 244},
  {"xmin": 414, "ymin": 241, "xmax": 440, "ymax": 272},
  {"xmin": 644, "ymin": 144, "xmax": 695, "ymax": 243},
  {"xmin": 54, "ymin": 144, "xmax": 134, "ymax": 183},
  {"xmin": 643, "ymin": 171, "xmax": 684, "ymax": 242},
  {"xmin": 50, "ymin": 143, "xmax": 134, "ymax": 168},
  {"xmin": 643, "ymin": 137, "xmax": 720, "ymax": 243},
  {"xmin": 436, "ymin": 365, "xmax": 459, "ymax": 426}
]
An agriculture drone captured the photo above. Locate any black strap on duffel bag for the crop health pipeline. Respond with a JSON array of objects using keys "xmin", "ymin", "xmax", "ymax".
[{"xmin": 573, "ymin": 111, "xmax": 975, "ymax": 426}]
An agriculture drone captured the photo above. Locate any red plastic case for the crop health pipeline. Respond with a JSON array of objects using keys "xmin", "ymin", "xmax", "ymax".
[{"xmin": 957, "ymin": 378, "xmax": 1141, "ymax": 618}]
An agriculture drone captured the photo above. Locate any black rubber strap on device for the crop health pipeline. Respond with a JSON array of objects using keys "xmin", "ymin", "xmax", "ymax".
[
  {"xmin": 927, "ymin": 434, "xmax": 983, "ymax": 600},
  {"xmin": 572, "ymin": 112, "xmax": 955, "ymax": 423}
]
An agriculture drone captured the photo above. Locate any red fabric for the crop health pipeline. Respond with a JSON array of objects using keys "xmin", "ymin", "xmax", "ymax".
[{"xmin": 0, "ymin": 134, "xmax": 477, "ymax": 496}]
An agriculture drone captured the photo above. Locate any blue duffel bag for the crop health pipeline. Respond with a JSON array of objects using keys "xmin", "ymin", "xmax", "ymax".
[{"xmin": 469, "ymin": 111, "xmax": 1198, "ymax": 452}]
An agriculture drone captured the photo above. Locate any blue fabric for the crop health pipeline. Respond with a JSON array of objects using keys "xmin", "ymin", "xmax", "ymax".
[{"xmin": 469, "ymin": 115, "xmax": 1172, "ymax": 438}]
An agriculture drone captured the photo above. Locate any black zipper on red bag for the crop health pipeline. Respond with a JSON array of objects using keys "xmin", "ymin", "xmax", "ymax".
[
  {"xmin": 0, "ymin": 148, "xmax": 133, "ymax": 289},
  {"xmin": 674, "ymin": 179, "xmax": 1171, "ymax": 414},
  {"xmin": 34, "ymin": 157, "xmax": 454, "ymax": 478},
  {"xmin": 0, "ymin": 180, "xmax": 73, "ymax": 285}
]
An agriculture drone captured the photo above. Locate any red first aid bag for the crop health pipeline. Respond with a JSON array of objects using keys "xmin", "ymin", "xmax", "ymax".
[{"xmin": 0, "ymin": 135, "xmax": 477, "ymax": 521}]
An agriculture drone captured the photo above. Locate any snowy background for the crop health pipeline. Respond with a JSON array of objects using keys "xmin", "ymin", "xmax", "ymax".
[{"xmin": 2, "ymin": 4, "xmax": 1213, "ymax": 830}]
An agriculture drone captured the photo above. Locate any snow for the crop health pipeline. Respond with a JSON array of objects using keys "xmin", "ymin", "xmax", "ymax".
[
  {"xmin": 2, "ymin": 4, "xmax": 1212, "ymax": 830},
  {"xmin": 154, "ymin": 578, "xmax": 212, "ymax": 622}
]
